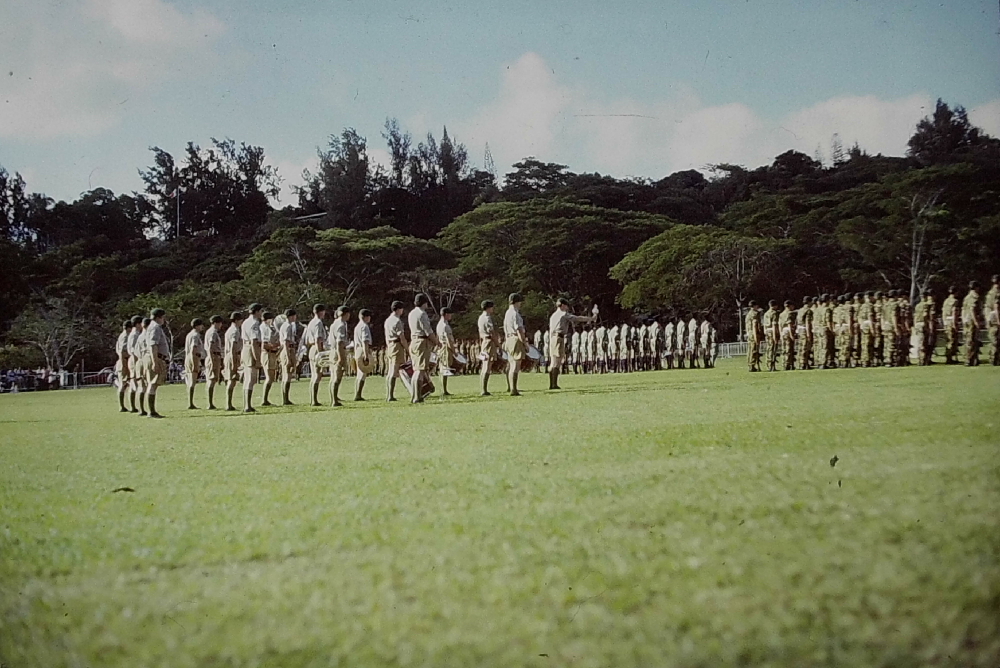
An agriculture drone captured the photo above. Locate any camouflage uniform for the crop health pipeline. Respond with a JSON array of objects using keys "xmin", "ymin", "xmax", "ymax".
[
  {"xmin": 857, "ymin": 294, "xmax": 875, "ymax": 367},
  {"xmin": 796, "ymin": 300, "xmax": 813, "ymax": 370},
  {"xmin": 745, "ymin": 307, "xmax": 763, "ymax": 372},
  {"xmin": 985, "ymin": 280, "xmax": 999, "ymax": 366},
  {"xmin": 881, "ymin": 293, "xmax": 900, "ymax": 367},
  {"xmin": 941, "ymin": 292, "xmax": 960, "ymax": 364},
  {"xmin": 778, "ymin": 305, "xmax": 796, "ymax": 371},
  {"xmin": 763, "ymin": 305, "xmax": 780, "ymax": 372}
]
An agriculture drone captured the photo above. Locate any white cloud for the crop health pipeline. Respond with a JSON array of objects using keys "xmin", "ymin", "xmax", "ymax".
[
  {"xmin": 0, "ymin": 0, "xmax": 224, "ymax": 140},
  {"xmin": 969, "ymin": 99, "xmax": 1000, "ymax": 139},
  {"xmin": 458, "ymin": 52, "xmax": 941, "ymax": 180}
]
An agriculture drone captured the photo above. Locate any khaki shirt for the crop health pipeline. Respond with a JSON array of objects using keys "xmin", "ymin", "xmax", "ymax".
[
  {"xmin": 241, "ymin": 317, "xmax": 262, "ymax": 346},
  {"xmin": 477, "ymin": 312, "xmax": 495, "ymax": 340},
  {"xmin": 304, "ymin": 316, "xmax": 327, "ymax": 348},
  {"xmin": 126, "ymin": 328, "xmax": 142, "ymax": 356},
  {"xmin": 384, "ymin": 313, "xmax": 405, "ymax": 342},
  {"xmin": 328, "ymin": 318, "xmax": 350, "ymax": 347},
  {"xmin": 436, "ymin": 318, "xmax": 455, "ymax": 346},
  {"xmin": 260, "ymin": 321, "xmax": 280, "ymax": 350},
  {"xmin": 354, "ymin": 320, "xmax": 372, "ymax": 349},
  {"xmin": 549, "ymin": 309, "xmax": 587, "ymax": 339},
  {"xmin": 224, "ymin": 324, "xmax": 243, "ymax": 357},
  {"xmin": 116, "ymin": 331, "xmax": 129, "ymax": 360},
  {"xmin": 185, "ymin": 329, "xmax": 204, "ymax": 361},
  {"xmin": 409, "ymin": 307, "xmax": 434, "ymax": 339},
  {"xmin": 146, "ymin": 321, "xmax": 170, "ymax": 358},
  {"xmin": 503, "ymin": 306, "xmax": 524, "ymax": 337},
  {"xmin": 279, "ymin": 321, "xmax": 299, "ymax": 348},
  {"xmin": 205, "ymin": 326, "xmax": 223, "ymax": 356}
]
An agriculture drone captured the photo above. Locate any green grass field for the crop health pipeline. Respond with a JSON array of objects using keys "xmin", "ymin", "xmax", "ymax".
[{"xmin": 1, "ymin": 361, "xmax": 998, "ymax": 667}]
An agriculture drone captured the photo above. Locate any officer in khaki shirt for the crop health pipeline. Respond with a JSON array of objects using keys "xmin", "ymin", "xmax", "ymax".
[
  {"xmin": 260, "ymin": 311, "xmax": 281, "ymax": 406},
  {"xmin": 477, "ymin": 300, "xmax": 500, "ymax": 396},
  {"xmin": 184, "ymin": 318, "xmax": 206, "ymax": 410},
  {"xmin": 408, "ymin": 293, "xmax": 438, "ymax": 404},
  {"xmin": 144, "ymin": 308, "xmax": 170, "ymax": 418},
  {"xmin": 326, "ymin": 305, "xmax": 351, "ymax": 407},
  {"xmin": 548, "ymin": 298, "xmax": 596, "ymax": 390},
  {"xmin": 126, "ymin": 315, "xmax": 145, "ymax": 413},
  {"xmin": 240, "ymin": 303, "xmax": 264, "ymax": 413},
  {"xmin": 223, "ymin": 311, "xmax": 245, "ymax": 411},
  {"xmin": 353, "ymin": 308, "xmax": 374, "ymax": 401},
  {"xmin": 383, "ymin": 301, "xmax": 409, "ymax": 402},
  {"xmin": 204, "ymin": 314, "xmax": 225, "ymax": 409},
  {"xmin": 304, "ymin": 304, "xmax": 328, "ymax": 406},
  {"xmin": 503, "ymin": 293, "xmax": 528, "ymax": 396},
  {"xmin": 278, "ymin": 309, "xmax": 299, "ymax": 406}
]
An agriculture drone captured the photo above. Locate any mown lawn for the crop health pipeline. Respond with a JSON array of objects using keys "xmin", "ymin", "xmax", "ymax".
[{"xmin": 1, "ymin": 361, "xmax": 998, "ymax": 667}]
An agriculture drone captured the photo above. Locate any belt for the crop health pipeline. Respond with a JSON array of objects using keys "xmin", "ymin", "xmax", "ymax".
[{"xmin": 157, "ymin": 353, "xmax": 169, "ymax": 361}]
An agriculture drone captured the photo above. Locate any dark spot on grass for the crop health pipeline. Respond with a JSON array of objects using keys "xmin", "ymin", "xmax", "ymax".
[
  {"xmin": 838, "ymin": 480, "xmax": 842, "ymax": 487},
  {"xmin": 111, "ymin": 487, "xmax": 135, "ymax": 493},
  {"xmin": 830, "ymin": 455, "xmax": 839, "ymax": 467},
  {"xmin": 539, "ymin": 653, "xmax": 549, "ymax": 657}
]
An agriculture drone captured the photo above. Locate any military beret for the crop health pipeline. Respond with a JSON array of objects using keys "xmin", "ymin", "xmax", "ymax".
[
  {"xmin": 336, "ymin": 305, "xmax": 352, "ymax": 315},
  {"xmin": 262, "ymin": 311, "xmax": 275, "ymax": 320},
  {"xmin": 284, "ymin": 309, "xmax": 296, "ymax": 317},
  {"xmin": 123, "ymin": 320, "xmax": 133, "ymax": 329},
  {"xmin": 142, "ymin": 317, "xmax": 152, "ymax": 326},
  {"xmin": 191, "ymin": 318, "xmax": 203, "ymax": 328},
  {"xmin": 210, "ymin": 314, "xmax": 224, "ymax": 324},
  {"xmin": 248, "ymin": 303, "xmax": 264, "ymax": 314},
  {"xmin": 440, "ymin": 307, "xmax": 453, "ymax": 315},
  {"xmin": 414, "ymin": 293, "xmax": 430, "ymax": 307},
  {"xmin": 231, "ymin": 311, "xmax": 244, "ymax": 321},
  {"xmin": 481, "ymin": 300, "xmax": 494, "ymax": 310},
  {"xmin": 151, "ymin": 308, "xmax": 166, "ymax": 318},
  {"xmin": 131, "ymin": 315, "xmax": 143, "ymax": 326},
  {"xmin": 313, "ymin": 303, "xmax": 327, "ymax": 313},
  {"xmin": 391, "ymin": 300, "xmax": 405, "ymax": 311},
  {"xmin": 509, "ymin": 292, "xmax": 524, "ymax": 304},
  {"xmin": 359, "ymin": 308, "xmax": 372, "ymax": 318}
]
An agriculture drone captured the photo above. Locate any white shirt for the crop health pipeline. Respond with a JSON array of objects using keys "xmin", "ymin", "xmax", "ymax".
[
  {"xmin": 206, "ymin": 326, "xmax": 223, "ymax": 356},
  {"xmin": 571, "ymin": 331, "xmax": 581, "ymax": 351},
  {"xmin": 116, "ymin": 330, "xmax": 129, "ymax": 359},
  {"xmin": 126, "ymin": 328, "xmax": 142, "ymax": 356},
  {"xmin": 279, "ymin": 321, "xmax": 299, "ymax": 347},
  {"xmin": 384, "ymin": 313, "xmax": 405, "ymax": 342},
  {"xmin": 185, "ymin": 329, "xmax": 204, "ymax": 360},
  {"xmin": 503, "ymin": 306, "xmax": 524, "ymax": 337},
  {"xmin": 225, "ymin": 323, "xmax": 243, "ymax": 356},
  {"xmin": 260, "ymin": 321, "xmax": 279, "ymax": 348},
  {"xmin": 436, "ymin": 318, "xmax": 454, "ymax": 346},
  {"xmin": 408, "ymin": 307, "xmax": 434, "ymax": 338}
]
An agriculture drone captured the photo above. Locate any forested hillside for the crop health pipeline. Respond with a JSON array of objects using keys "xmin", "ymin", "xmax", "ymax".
[{"xmin": 1, "ymin": 100, "xmax": 997, "ymax": 370}]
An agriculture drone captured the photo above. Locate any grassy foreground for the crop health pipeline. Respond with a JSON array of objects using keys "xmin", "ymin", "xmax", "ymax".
[{"xmin": 1, "ymin": 361, "xmax": 998, "ymax": 668}]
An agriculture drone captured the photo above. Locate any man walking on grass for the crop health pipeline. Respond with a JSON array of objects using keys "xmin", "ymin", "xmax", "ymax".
[
  {"xmin": 477, "ymin": 300, "xmax": 500, "ymax": 396},
  {"xmin": 384, "ymin": 301, "xmax": 409, "ymax": 402},
  {"xmin": 408, "ymin": 294, "xmax": 438, "ymax": 404}
]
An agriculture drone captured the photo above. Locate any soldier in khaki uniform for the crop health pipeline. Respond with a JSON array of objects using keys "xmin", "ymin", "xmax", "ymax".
[
  {"xmin": 383, "ymin": 301, "xmax": 409, "ymax": 402},
  {"xmin": 985, "ymin": 275, "xmax": 999, "ymax": 366},
  {"xmin": 327, "ymin": 305, "xmax": 352, "ymax": 407},
  {"xmin": 259, "ymin": 311, "xmax": 281, "ymax": 406},
  {"xmin": 857, "ymin": 292, "xmax": 876, "ymax": 367},
  {"xmin": 881, "ymin": 291, "xmax": 900, "ymax": 367},
  {"xmin": 204, "ymin": 314, "xmax": 225, "ymax": 409},
  {"xmin": 778, "ymin": 301, "xmax": 796, "ymax": 370},
  {"xmin": 548, "ymin": 297, "xmax": 597, "ymax": 390},
  {"xmin": 912, "ymin": 290, "xmax": 935, "ymax": 366},
  {"xmin": 126, "ymin": 316, "xmax": 145, "ymax": 413},
  {"xmin": 278, "ymin": 309, "xmax": 300, "ymax": 405},
  {"xmin": 503, "ymin": 293, "xmax": 529, "ymax": 396},
  {"xmin": 115, "ymin": 320, "xmax": 133, "ymax": 412},
  {"xmin": 436, "ymin": 307, "xmax": 458, "ymax": 396},
  {"xmin": 811, "ymin": 296, "xmax": 827, "ymax": 369},
  {"xmin": 240, "ymin": 303, "xmax": 264, "ymax": 413},
  {"xmin": 962, "ymin": 281, "xmax": 982, "ymax": 366},
  {"xmin": 841, "ymin": 294, "xmax": 856, "ymax": 368},
  {"xmin": 143, "ymin": 308, "xmax": 170, "ymax": 418},
  {"xmin": 762, "ymin": 300, "xmax": 780, "ymax": 371},
  {"xmin": 408, "ymin": 294, "xmax": 438, "ymax": 404},
  {"xmin": 354, "ymin": 308, "xmax": 374, "ymax": 401},
  {"xmin": 796, "ymin": 297, "xmax": 813, "ymax": 370},
  {"xmin": 223, "ymin": 311, "xmax": 245, "ymax": 411},
  {"xmin": 745, "ymin": 301, "xmax": 763, "ymax": 372},
  {"xmin": 941, "ymin": 287, "xmax": 960, "ymax": 364},
  {"xmin": 184, "ymin": 318, "xmax": 205, "ymax": 410},
  {"xmin": 477, "ymin": 300, "xmax": 500, "ymax": 396},
  {"xmin": 304, "ymin": 304, "xmax": 328, "ymax": 407},
  {"xmin": 134, "ymin": 317, "xmax": 152, "ymax": 415}
]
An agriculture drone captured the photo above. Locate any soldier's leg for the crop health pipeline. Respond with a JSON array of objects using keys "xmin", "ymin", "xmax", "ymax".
[
  {"xmin": 508, "ymin": 358, "xmax": 521, "ymax": 396},
  {"xmin": 187, "ymin": 377, "xmax": 197, "ymax": 409},
  {"xmin": 478, "ymin": 357, "xmax": 491, "ymax": 396},
  {"xmin": 355, "ymin": 366, "xmax": 367, "ymax": 400},
  {"xmin": 991, "ymin": 325, "xmax": 1000, "ymax": 366},
  {"xmin": 330, "ymin": 364, "xmax": 343, "ymax": 407},
  {"xmin": 242, "ymin": 366, "xmax": 256, "ymax": 413}
]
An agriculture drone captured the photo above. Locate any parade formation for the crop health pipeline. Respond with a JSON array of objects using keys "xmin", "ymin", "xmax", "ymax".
[
  {"xmin": 112, "ymin": 292, "xmax": 727, "ymax": 417},
  {"xmin": 742, "ymin": 277, "xmax": 1000, "ymax": 372}
]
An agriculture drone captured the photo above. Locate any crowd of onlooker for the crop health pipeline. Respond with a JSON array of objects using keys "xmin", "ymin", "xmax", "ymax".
[{"xmin": 0, "ymin": 368, "xmax": 62, "ymax": 393}]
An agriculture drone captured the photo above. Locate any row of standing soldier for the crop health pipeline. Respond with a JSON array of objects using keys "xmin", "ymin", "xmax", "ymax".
[{"xmin": 743, "ymin": 277, "xmax": 1000, "ymax": 372}]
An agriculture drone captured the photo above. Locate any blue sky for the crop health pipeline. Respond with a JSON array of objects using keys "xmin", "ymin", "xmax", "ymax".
[{"xmin": 1, "ymin": 0, "xmax": 998, "ymax": 204}]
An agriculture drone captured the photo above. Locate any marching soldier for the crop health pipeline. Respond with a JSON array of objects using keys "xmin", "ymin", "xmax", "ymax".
[
  {"xmin": 184, "ymin": 318, "xmax": 205, "ymax": 410},
  {"xmin": 962, "ymin": 281, "xmax": 982, "ymax": 366},
  {"xmin": 259, "ymin": 312, "xmax": 281, "ymax": 406},
  {"xmin": 408, "ymin": 294, "xmax": 438, "ymax": 403},
  {"xmin": 985, "ymin": 275, "xmax": 999, "ymax": 366},
  {"xmin": 778, "ymin": 300, "xmax": 796, "ymax": 371},
  {"xmin": 204, "ymin": 314, "xmax": 225, "ymax": 409},
  {"xmin": 841, "ymin": 294, "xmax": 856, "ymax": 369},
  {"xmin": 745, "ymin": 301, "xmax": 763, "ymax": 372},
  {"xmin": 857, "ymin": 292, "xmax": 875, "ymax": 367},
  {"xmin": 354, "ymin": 308, "xmax": 374, "ymax": 401},
  {"xmin": 762, "ymin": 300, "xmax": 780, "ymax": 371},
  {"xmin": 436, "ymin": 307, "xmax": 457, "ymax": 396},
  {"xmin": 699, "ymin": 317, "xmax": 712, "ymax": 368},
  {"xmin": 851, "ymin": 293, "xmax": 863, "ymax": 367},
  {"xmin": 913, "ymin": 290, "xmax": 934, "ymax": 366},
  {"xmin": 687, "ymin": 315, "xmax": 699, "ymax": 369},
  {"xmin": 304, "ymin": 304, "xmax": 328, "ymax": 406},
  {"xmin": 278, "ymin": 309, "xmax": 299, "ymax": 405},
  {"xmin": 607, "ymin": 323, "xmax": 620, "ymax": 373},
  {"xmin": 143, "ymin": 308, "xmax": 170, "ymax": 419},
  {"xmin": 881, "ymin": 291, "xmax": 900, "ymax": 367},
  {"xmin": 384, "ymin": 301, "xmax": 409, "ymax": 401},
  {"xmin": 327, "ymin": 305, "xmax": 351, "ymax": 406},
  {"xmin": 240, "ymin": 303, "xmax": 264, "ymax": 413},
  {"xmin": 477, "ymin": 300, "xmax": 500, "ymax": 396},
  {"xmin": 547, "ymin": 298, "xmax": 597, "ymax": 390},
  {"xmin": 115, "ymin": 320, "xmax": 132, "ymax": 412},
  {"xmin": 674, "ymin": 318, "xmax": 685, "ymax": 370},
  {"xmin": 663, "ymin": 319, "xmax": 674, "ymax": 370}
]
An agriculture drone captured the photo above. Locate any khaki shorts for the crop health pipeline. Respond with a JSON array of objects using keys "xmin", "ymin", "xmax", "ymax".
[
  {"xmin": 355, "ymin": 349, "xmax": 375, "ymax": 374},
  {"xmin": 145, "ymin": 356, "xmax": 167, "ymax": 387},
  {"xmin": 223, "ymin": 353, "xmax": 240, "ymax": 383},
  {"xmin": 205, "ymin": 354, "xmax": 223, "ymax": 382},
  {"xmin": 330, "ymin": 344, "xmax": 348, "ymax": 375},
  {"xmin": 549, "ymin": 335, "xmax": 566, "ymax": 360},
  {"xmin": 308, "ymin": 345, "xmax": 325, "ymax": 378},
  {"xmin": 504, "ymin": 336, "xmax": 526, "ymax": 362},
  {"xmin": 279, "ymin": 347, "xmax": 297, "ymax": 379},
  {"xmin": 410, "ymin": 338, "xmax": 432, "ymax": 372},
  {"xmin": 129, "ymin": 355, "xmax": 143, "ymax": 382},
  {"xmin": 262, "ymin": 349, "xmax": 280, "ymax": 383},
  {"xmin": 437, "ymin": 345, "xmax": 454, "ymax": 370},
  {"xmin": 184, "ymin": 356, "xmax": 201, "ymax": 384},
  {"xmin": 480, "ymin": 338, "xmax": 498, "ymax": 361},
  {"xmin": 386, "ymin": 340, "xmax": 407, "ymax": 366}
]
